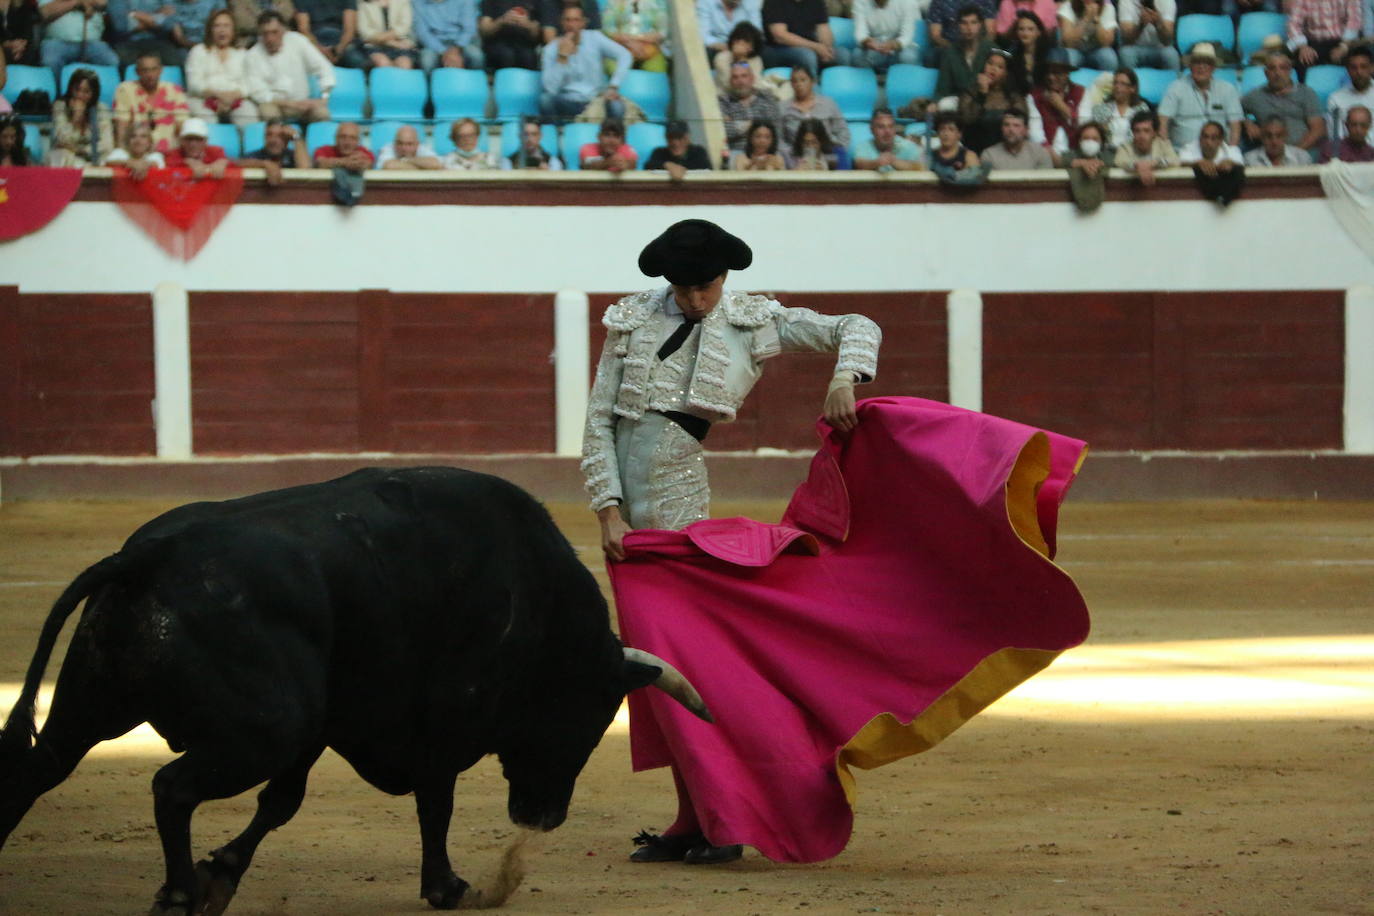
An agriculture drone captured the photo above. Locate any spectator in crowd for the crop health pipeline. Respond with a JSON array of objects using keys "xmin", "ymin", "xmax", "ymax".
[
  {"xmin": 314, "ymin": 119, "xmax": 371, "ymax": 204},
  {"xmin": 645, "ymin": 118, "xmax": 713, "ymax": 176},
  {"xmin": 1065, "ymin": 117, "xmax": 1105, "ymax": 208},
  {"xmin": 414, "ymin": 0, "xmax": 483, "ymax": 69},
  {"xmin": 108, "ymin": 0, "xmax": 182, "ymax": 67},
  {"xmin": 761, "ymin": 0, "xmax": 834, "ymax": 77},
  {"xmin": 1, "ymin": 0, "xmax": 42, "ymax": 65},
  {"xmin": 930, "ymin": 109, "xmax": 980, "ymax": 176},
  {"xmin": 503, "ymin": 114, "xmax": 561, "ymax": 167},
  {"xmin": 1323, "ymin": 104, "xmax": 1374, "ymax": 160},
  {"xmin": 994, "ymin": 0, "xmax": 1055, "ymax": 40},
  {"xmin": 713, "ymin": 20, "xmax": 766, "ymax": 94},
  {"xmin": 246, "ymin": 10, "xmax": 333, "ymax": 121},
  {"xmin": 1181, "ymin": 118, "xmax": 1243, "ymax": 204},
  {"xmin": 780, "ymin": 65, "xmax": 849, "ymax": 149},
  {"xmin": 228, "ymin": 0, "xmax": 296, "ymax": 46},
  {"xmin": 730, "ymin": 116, "xmax": 786, "ymax": 168},
  {"xmin": 114, "ymin": 52, "xmax": 190, "ymax": 150},
  {"xmin": 105, "ymin": 118, "xmax": 165, "ymax": 172},
  {"xmin": 1089, "ymin": 66, "xmax": 1147, "ymax": 150},
  {"xmin": 924, "ymin": 0, "xmax": 995, "ymax": 67},
  {"xmin": 47, "ymin": 66, "xmax": 113, "ymax": 165},
  {"xmin": 1115, "ymin": 0, "xmax": 1176, "ymax": 72},
  {"xmin": 936, "ymin": 4, "xmax": 993, "ymax": 99},
  {"xmin": 957, "ymin": 46, "xmax": 1021, "ymax": 151},
  {"xmin": 1286, "ymin": 0, "xmax": 1360, "ymax": 74},
  {"xmin": 699, "ymin": 0, "xmax": 761, "ymax": 57},
  {"xmin": 1113, "ymin": 108, "xmax": 1177, "ymax": 184},
  {"xmin": 40, "ymin": 0, "xmax": 121, "ymax": 77},
  {"xmin": 163, "ymin": 114, "xmax": 230, "ymax": 174},
  {"xmin": 296, "ymin": 0, "xmax": 367, "ymax": 67},
  {"xmin": 788, "ymin": 115, "xmax": 837, "ymax": 168},
  {"xmin": 442, "ymin": 115, "xmax": 499, "ymax": 167},
  {"xmin": 1056, "ymin": 0, "xmax": 1116, "ymax": 71},
  {"xmin": 0, "ymin": 111, "xmax": 28, "ymax": 163},
  {"xmin": 0, "ymin": 56, "xmax": 9, "ymax": 112},
  {"xmin": 603, "ymin": 0, "xmax": 670, "ymax": 72},
  {"xmin": 1159, "ymin": 42, "xmax": 1242, "ymax": 148},
  {"xmin": 580, "ymin": 116, "xmax": 637, "ymax": 170},
  {"xmin": 845, "ymin": 0, "xmax": 919, "ymax": 71},
  {"xmin": 167, "ymin": 0, "xmax": 215, "ymax": 61},
  {"xmin": 1326, "ymin": 46, "xmax": 1374, "ymax": 140},
  {"xmin": 1029, "ymin": 47, "xmax": 1081, "ymax": 155},
  {"xmin": 186, "ymin": 8, "xmax": 259, "ymax": 126},
  {"xmin": 540, "ymin": 4, "xmax": 629, "ymax": 120},
  {"xmin": 358, "ymin": 0, "xmax": 419, "ymax": 68},
  {"xmin": 540, "ymin": 0, "xmax": 599, "ymax": 42},
  {"xmin": 236, "ymin": 117, "xmax": 309, "ymax": 182},
  {"xmin": 981, "ymin": 105, "xmax": 1053, "ymax": 167},
  {"xmin": 854, "ymin": 105, "xmax": 925, "ymax": 169},
  {"xmin": 373, "ymin": 121, "xmax": 440, "ymax": 166},
  {"xmin": 719, "ymin": 59, "xmax": 780, "ymax": 151},
  {"xmin": 1241, "ymin": 51, "xmax": 1324, "ymax": 161},
  {"xmin": 1002, "ymin": 9, "xmax": 1049, "ymax": 95},
  {"xmin": 1245, "ymin": 114, "xmax": 1310, "ymax": 166},
  {"xmin": 479, "ymin": 0, "xmax": 541, "ymax": 70}
]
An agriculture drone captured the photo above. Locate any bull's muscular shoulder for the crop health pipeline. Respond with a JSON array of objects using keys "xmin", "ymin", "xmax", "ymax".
[
  {"xmin": 602, "ymin": 289, "xmax": 661, "ymax": 332},
  {"xmin": 719, "ymin": 292, "xmax": 783, "ymax": 328}
]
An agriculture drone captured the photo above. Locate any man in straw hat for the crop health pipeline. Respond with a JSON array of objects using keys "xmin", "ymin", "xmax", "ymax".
[{"xmin": 1158, "ymin": 41, "xmax": 1243, "ymax": 148}]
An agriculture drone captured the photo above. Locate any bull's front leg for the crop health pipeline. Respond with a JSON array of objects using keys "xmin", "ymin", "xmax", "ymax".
[{"xmin": 415, "ymin": 771, "xmax": 469, "ymax": 909}]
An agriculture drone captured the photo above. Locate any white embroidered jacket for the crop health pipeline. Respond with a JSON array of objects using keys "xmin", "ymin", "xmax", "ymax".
[{"xmin": 581, "ymin": 287, "xmax": 882, "ymax": 512}]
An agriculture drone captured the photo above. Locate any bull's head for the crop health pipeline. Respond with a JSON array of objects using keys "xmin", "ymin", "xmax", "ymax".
[{"xmin": 499, "ymin": 647, "xmax": 711, "ymax": 832}]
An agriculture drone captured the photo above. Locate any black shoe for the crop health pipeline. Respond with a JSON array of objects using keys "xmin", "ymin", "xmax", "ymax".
[
  {"xmin": 683, "ymin": 842, "xmax": 743, "ymax": 865},
  {"xmin": 629, "ymin": 830, "xmax": 703, "ymax": 863}
]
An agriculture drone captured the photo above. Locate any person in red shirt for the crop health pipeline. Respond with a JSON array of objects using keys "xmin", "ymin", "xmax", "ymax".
[
  {"xmin": 579, "ymin": 117, "xmax": 637, "ymax": 171},
  {"xmin": 313, "ymin": 120, "xmax": 376, "ymax": 171},
  {"xmin": 163, "ymin": 117, "xmax": 230, "ymax": 178}
]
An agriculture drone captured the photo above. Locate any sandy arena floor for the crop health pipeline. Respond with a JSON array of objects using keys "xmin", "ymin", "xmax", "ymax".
[{"xmin": 0, "ymin": 496, "xmax": 1371, "ymax": 916}]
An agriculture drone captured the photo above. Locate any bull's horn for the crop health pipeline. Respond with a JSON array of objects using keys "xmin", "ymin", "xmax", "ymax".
[{"xmin": 622, "ymin": 648, "xmax": 714, "ymax": 724}]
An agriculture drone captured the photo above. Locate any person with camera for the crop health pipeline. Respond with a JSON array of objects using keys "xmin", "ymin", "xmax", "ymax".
[{"xmin": 1116, "ymin": 0, "xmax": 1177, "ymax": 72}]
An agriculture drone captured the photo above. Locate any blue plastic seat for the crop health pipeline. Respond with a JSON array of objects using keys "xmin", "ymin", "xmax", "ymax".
[
  {"xmin": 492, "ymin": 67, "xmax": 540, "ymax": 121},
  {"xmin": 1, "ymin": 65, "xmax": 56, "ymax": 104},
  {"xmin": 368, "ymin": 120, "xmax": 427, "ymax": 157},
  {"xmin": 620, "ymin": 69, "xmax": 671, "ymax": 120},
  {"xmin": 560, "ymin": 121, "xmax": 599, "ymax": 171},
  {"xmin": 305, "ymin": 120, "xmax": 341, "ymax": 157},
  {"xmin": 1213, "ymin": 67, "xmax": 1239, "ymax": 87},
  {"xmin": 241, "ymin": 121, "xmax": 266, "ymax": 153},
  {"xmin": 498, "ymin": 121, "xmax": 559, "ymax": 158},
  {"xmin": 369, "ymin": 68, "xmax": 427, "ymax": 120},
  {"xmin": 1237, "ymin": 12, "xmax": 1287, "ymax": 61},
  {"xmin": 847, "ymin": 119, "xmax": 872, "ymax": 152},
  {"xmin": 1304, "ymin": 64, "xmax": 1348, "ymax": 107},
  {"xmin": 22, "ymin": 123, "xmax": 45, "ymax": 162},
  {"xmin": 61, "ymin": 63, "xmax": 120, "ymax": 105},
  {"xmin": 1240, "ymin": 65, "xmax": 1267, "ymax": 94},
  {"xmin": 1135, "ymin": 67, "xmax": 1178, "ymax": 105},
  {"xmin": 626, "ymin": 121, "xmax": 666, "ymax": 162},
  {"xmin": 1175, "ymin": 14, "xmax": 1235, "ymax": 54},
  {"xmin": 1069, "ymin": 67, "xmax": 1106, "ymax": 89},
  {"xmin": 208, "ymin": 122, "xmax": 240, "ymax": 158},
  {"xmin": 328, "ymin": 68, "xmax": 367, "ymax": 120},
  {"xmin": 819, "ymin": 65, "xmax": 878, "ymax": 120},
  {"xmin": 829, "ymin": 16, "xmax": 856, "ymax": 50},
  {"xmin": 884, "ymin": 64, "xmax": 938, "ymax": 111},
  {"xmin": 913, "ymin": 19, "xmax": 929, "ymax": 53},
  {"xmin": 763, "ymin": 66, "xmax": 792, "ymax": 83},
  {"xmin": 432, "ymin": 67, "xmax": 489, "ymax": 119},
  {"xmin": 122, "ymin": 63, "xmax": 183, "ymax": 88}
]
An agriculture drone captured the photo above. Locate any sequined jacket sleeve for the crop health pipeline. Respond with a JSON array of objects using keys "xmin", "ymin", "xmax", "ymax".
[
  {"xmin": 773, "ymin": 306, "xmax": 882, "ymax": 382},
  {"xmin": 580, "ymin": 328, "xmax": 629, "ymax": 513}
]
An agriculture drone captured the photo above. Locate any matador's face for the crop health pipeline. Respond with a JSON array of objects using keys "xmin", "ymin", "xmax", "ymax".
[{"xmin": 671, "ymin": 272, "xmax": 728, "ymax": 320}]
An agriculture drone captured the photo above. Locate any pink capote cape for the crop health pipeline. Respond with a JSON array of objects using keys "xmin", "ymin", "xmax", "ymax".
[{"xmin": 609, "ymin": 397, "xmax": 1091, "ymax": 863}]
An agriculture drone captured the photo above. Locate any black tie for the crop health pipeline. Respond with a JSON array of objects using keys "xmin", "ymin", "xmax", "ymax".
[{"xmin": 656, "ymin": 317, "xmax": 700, "ymax": 361}]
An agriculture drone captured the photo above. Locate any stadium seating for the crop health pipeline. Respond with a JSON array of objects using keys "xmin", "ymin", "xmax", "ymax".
[
  {"xmin": 1136, "ymin": 67, "xmax": 1176, "ymax": 105},
  {"xmin": 847, "ymin": 119, "xmax": 872, "ymax": 152},
  {"xmin": 1213, "ymin": 68, "xmax": 1239, "ymax": 87},
  {"xmin": 122, "ymin": 64, "xmax": 184, "ymax": 88},
  {"xmin": 432, "ymin": 67, "xmax": 489, "ymax": 120},
  {"xmin": 1070, "ymin": 68, "xmax": 1106, "ymax": 89},
  {"xmin": 497, "ymin": 121, "xmax": 559, "ymax": 158},
  {"xmin": 820, "ymin": 66, "xmax": 878, "ymax": 120},
  {"xmin": 764, "ymin": 66, "xmax": 792, "ymax": 83},
  {"xmin": 1304, "ymin": 65, "xmax": 1348, "ymax": 107},
  {"xmin": 2, "ymin": 65, "xmax": 56, "ymax": 105},
  {"xmin": 241, "ymin": 121, "xmax": 266, "ymax": 154},
  {"xmin": 1241, "ymin": 65, "xmax": 1267, "ymax": 94},
  {"xmin": 829, "ymin": 16, "xmax": 857, "ymax": 50},
  {"xmin": 208, "ymin": 122, "xmax": 241, "ymax": 158},
  {"xmin": 60, "ymin": 63, "xmax": 119, "ymax": 105},
  {"xmin": 369, "ymin": 68, "xmax": 427, "ymax": 119},
  {"xmin": 1175, "ymin": 14, "xmax": 1234, "ymax": 54},
  {"xmin": 913, "ymin": 19, "xmax": 929, "ymax": 53},
  {"xmin": 22, "ymin": 123, "xmax": 45, "ymax": 163},
  {"xmin": 627, "ymin": 121, "xmax": 666, "ymax": 158},
  {"xmin": 329, "ymin": 68, "xmax": 367, "ymax": 120},
  {"xmin": 620, "ymin": 69, "xmax": 671, "ymax": 120},
  {"xmin": 1237, "ymin": 12, "xmax": 1287, "ymax": 61},
  {"xmin": 493, "ymin": 67, "xmax": 540, "ymax": 121},
  {"xmin": 885, "ymin": 64, "xmax": 938, "ymax": 112},
  {"xmin": 560, "ymin": 121, "xmax": 599, "ymax": 170},
  {"xmin": 305, "ymin": 120, "xmax": 339, "ymax": 156}
]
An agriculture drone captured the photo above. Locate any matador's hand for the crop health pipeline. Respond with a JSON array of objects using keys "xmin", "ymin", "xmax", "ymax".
[
  {"xmin": 598, "ymin": 505, "xmax": 631, "ymax": 561},
  {"xmin": 823, "ymin": 373, "xmax": 859, "ymax": 433}
]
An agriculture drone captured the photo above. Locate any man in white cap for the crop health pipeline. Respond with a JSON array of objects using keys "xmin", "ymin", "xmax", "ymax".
[
  {"xmin": 1158, "ymin": 41, "xmax": 1243, "ymax": 148},
  {"xmin": 164, "ymin": 116, "xmax": 230, "ymax": 177}
]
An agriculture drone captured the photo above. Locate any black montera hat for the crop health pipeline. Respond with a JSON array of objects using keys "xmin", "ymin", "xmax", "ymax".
[{"xmin": 638, "ymin": 220, "xmax": 753, "ymax": 286}]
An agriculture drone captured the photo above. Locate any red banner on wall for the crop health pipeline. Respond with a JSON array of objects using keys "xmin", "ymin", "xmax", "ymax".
[
  {"xmin": 112, "ymin": 167, "xmax": 244, "ymax": 261},
  {"xmin": 0, "ymin": 167, "xmax": 84, "ymax": 241}
]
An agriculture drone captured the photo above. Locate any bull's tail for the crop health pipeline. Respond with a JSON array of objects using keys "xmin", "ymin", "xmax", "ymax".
[{"xmin": 0, "ymin": 543, "xmax": 164, "ymax": 773}]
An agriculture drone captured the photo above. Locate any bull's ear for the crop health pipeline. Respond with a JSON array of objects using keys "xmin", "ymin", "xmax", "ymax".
[{"xmin": 623, "ymin": 660, "xmax": 663, "ymax": 692}]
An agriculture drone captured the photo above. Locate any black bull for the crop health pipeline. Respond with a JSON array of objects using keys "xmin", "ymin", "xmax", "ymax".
[{"xmin": 0, "ymin": 467, "xmax": 709, "ymax": 914}]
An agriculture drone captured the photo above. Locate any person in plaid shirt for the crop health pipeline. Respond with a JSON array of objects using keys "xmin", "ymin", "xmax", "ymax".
[{"xmin": 1286, "ymin": 0, "xmax": 1362, "ymax": 73}]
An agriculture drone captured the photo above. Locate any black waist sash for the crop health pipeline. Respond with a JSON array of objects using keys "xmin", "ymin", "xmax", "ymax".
[{"xmin": 654, "ymin": 410, "xmax": 710, "ymax": 442}]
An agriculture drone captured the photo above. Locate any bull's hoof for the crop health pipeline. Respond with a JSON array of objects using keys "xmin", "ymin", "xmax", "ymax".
[
  {"xmin": 148, "ymin": 886, "xmax": 193, "ymax": 916},
  {"xmin": 193, "ymin": 850, "xmax": 242, "ymax": 916},
  {"xmin": 422, "ymin": 873, "xmax": 471, "ymax": 910}
]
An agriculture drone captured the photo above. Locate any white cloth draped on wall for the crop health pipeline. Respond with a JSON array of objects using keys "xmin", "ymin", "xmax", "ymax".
[{"xmin": 1321, "ymin": 161, "xmax": 1374, "ymax": 263}]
